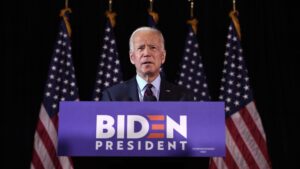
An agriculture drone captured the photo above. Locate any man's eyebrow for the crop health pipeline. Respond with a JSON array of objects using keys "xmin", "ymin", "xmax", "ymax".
[{"xmin": 136, "ymin": 44, "xmax": 145, "ymax": 47}]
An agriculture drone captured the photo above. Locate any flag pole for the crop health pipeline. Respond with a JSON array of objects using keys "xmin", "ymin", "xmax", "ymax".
[
  {"xmin": 189, "ymin": 0, "xmax": 194, "ymax": 19},
  {"xmin": 108, "ymin": 0, "xmax": 113, "ymax": 12},
  {"xmin": 65, "ymin": 0, "xmax": 69, "ymax": 9},
  {"xmin": 148, "ymin": 0, "xmax": 159, "ymax": 25},
  {"xmin": 106, "ymin": 0, "xmax": 116, "ymax": 28},
  {"xmin": 187, "ymin": 0, "xmax": 198, "ymax": 34},
  {"xmin": 149, "ymin": 0, "xmax": 153, "ymax": 12},
  {"xmin": 60, "ymin": 0, "xmax": 72, "ymax": 37},
  {"xmin": 233, "ymin": 0, "xmax": 236, "ymax": 12},
  {"xmin": 229, "ymin": 0, "xmax": 241, "ymax": 39}
]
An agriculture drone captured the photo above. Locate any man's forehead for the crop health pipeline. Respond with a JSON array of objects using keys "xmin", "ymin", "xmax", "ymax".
[{"xmin": 134, "ymin": 36, "xmax": 161, "ymax": 44}]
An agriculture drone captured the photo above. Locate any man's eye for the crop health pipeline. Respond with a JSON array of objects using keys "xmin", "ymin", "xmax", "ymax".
[{"xmin": 149, "ymin": 45, "xmax": 157, "ymax": 49}]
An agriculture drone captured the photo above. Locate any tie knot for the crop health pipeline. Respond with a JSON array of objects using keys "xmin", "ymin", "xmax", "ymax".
[
  {"xmin": 144, "ymin": 84, "xmax": 154, "ymax": 96},
  {"xmin": 146, "ymin": 83, "xmax": 153, "ymax": 89},
  {"xmin": 143, "ymin": 84, "xmax": 157, "ymax": 101}
]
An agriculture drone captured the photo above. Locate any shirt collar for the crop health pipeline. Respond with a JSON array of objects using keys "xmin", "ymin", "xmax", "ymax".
[
  {"xmin": 136, "ymin": 74, "xmax": 161, "ymax": 90},
  {"xmin": 136, "ymin": 74, "xmax": 161, "ymax": 99}
]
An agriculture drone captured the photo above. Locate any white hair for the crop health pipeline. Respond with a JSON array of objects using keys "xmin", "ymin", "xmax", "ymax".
[{"xmin": 129, "ymin": 26, "xmax": 165, "ymax": 52}]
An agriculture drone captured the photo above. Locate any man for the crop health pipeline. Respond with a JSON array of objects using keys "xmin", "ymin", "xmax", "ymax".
[
  {"xmin": 100, "ymin": 26, "xmax": 209, "ymax": 168},
  {"xmin": 101, "ymin": 26, "xmax": 194, "ymax": 101}
]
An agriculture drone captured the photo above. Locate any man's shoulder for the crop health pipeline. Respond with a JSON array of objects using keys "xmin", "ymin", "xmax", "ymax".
[
  {"xmin": 101, "ymin": 77, "xmax": 137, "ymax": 101},
  {"xmin": 163, "ymin": 80, "xmax": 191, "ymax": 92},
  {"xmin": 104, "ymin": 77, "xmax": 135, "ymax": 92},
  {"xmin": 161, "ymin": 79, "xmax": 195, "ymax": 101}
]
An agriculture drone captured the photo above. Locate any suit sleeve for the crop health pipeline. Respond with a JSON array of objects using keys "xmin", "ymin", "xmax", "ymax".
[
  {"xmin": 101, "ymin": 90, "xmax": 112, "ymax": 101},
  {"xmin": 180, "ymin": 90, "xmax": 195, "ymax": 101}
]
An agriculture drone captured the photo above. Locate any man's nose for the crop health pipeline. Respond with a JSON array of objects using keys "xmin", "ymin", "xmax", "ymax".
[{"xmin": 142, "ymin": 47, "xmax": 151, "ymax": 56}]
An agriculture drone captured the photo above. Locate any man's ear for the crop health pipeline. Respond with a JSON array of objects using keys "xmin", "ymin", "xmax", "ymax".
[
  {"xmin": 129, "ymin": 52, "xmax": 135, "ymax": 64},
  {"xmin": 161, "ymin": 52, "xmax": 166, "ymax": 64}
]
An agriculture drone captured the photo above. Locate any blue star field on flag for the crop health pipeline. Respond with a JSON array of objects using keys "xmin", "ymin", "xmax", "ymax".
[
  {"xmin": 93, "ymin": 19, "xmax": 122, "ymax": 101},
  {"xmin": 177, "ymin": 26, "xmax": 210, "ymax": 101}
]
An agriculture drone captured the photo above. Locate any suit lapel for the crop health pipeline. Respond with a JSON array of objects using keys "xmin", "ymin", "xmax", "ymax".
[
  {"xmin": 159, "ymin": 79, "xmax": 174, "ymax": 101},
  {"xmin": 127, "ymin": 77, "xmax": 140, "ymax": 101}
]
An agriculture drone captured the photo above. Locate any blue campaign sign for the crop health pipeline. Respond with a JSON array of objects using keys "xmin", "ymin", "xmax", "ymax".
[{"xmin": 58, "ymin": 101, "xmax": 225, "ymax": 157}]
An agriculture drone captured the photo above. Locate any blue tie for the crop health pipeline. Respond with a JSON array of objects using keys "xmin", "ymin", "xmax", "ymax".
[{"xmin": 143, "ymin": 84, "xmax": 157, "ymax": 101}]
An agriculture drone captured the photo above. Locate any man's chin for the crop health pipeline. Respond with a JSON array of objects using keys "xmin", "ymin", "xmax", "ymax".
[
  {"xmin": 143, "ymin": 71, "xmax": 155, "ymax": 77},
  {"xmin": 140, "ymin": 70, "xmax": 156, "ymax": 77}
]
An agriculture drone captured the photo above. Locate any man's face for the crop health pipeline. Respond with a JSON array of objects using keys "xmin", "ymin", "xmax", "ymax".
[{"xmin": 130, "ymin": 31, "xmax": 166, "ymax": 78}]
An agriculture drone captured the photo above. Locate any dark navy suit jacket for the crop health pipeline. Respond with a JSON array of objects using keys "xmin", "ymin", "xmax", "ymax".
[{"xmin": 101, "ymin": 77, "xmax": 194, "ymax": 101}]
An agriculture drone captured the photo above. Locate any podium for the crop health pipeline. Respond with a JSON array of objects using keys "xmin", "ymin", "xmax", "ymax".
[{"xmin": 58, "ymin": 101, "xmax": 225, "ymax": 157}]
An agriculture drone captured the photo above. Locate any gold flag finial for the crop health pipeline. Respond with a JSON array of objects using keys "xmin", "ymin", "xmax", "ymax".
[
  {"xmin": 148, "ymin": 0, "xmax": 159, "ymax": 24},
  {"xmin": 187, "ymin": 18, "xmax": 198, "ymax": 34},
  {"xmin": 106, "ymin": 11, "xmax": 117, "ymax": 28},
  {"xmin": 229, "ymin": 0, "xmax": 241, "ymax": 39},
  {"xmin": 106, "ymin": 0, "xmax": 116, "ymax": 27},
  {"xmin": 187, "ymin": 0, "xmax": 197, "ymax": 33},
  {"xmin": 60, "ymin": 8, "xmax": 72, "ymax": 37}
]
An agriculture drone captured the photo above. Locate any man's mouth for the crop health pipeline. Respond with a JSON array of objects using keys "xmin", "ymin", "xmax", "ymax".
[{"xmin": 142, "ymin": 61, "xmax": 153, "ymax": 65}]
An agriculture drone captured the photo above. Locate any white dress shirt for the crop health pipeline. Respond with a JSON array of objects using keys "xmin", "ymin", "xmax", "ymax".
[{"xmin": 136, "ymin": 74, "xmax": 161, "ymax": 101}]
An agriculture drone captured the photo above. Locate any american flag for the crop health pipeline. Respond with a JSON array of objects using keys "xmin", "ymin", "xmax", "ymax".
[
  {"xmin": 177, "ymin": 26, "xmax": 210, "ymax": 101},
  {"xmin": 31, "ymin": 9, "xmax": 77, "ymax": 169},
  {"xmin": 209, "ymin": 22, "xmax": 272, "ymax": 169},
  {"xmin": 93, "ymin": 19, "xmax": 122, "ymax": 101}
]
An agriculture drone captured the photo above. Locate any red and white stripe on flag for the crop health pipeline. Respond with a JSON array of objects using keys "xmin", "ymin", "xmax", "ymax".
[
  {"xmin": 210, "ymin": 102, "xmax": 272, "ymax": 169},
  {"xmin": 31, "ymin": 105, "xmax": 73, "ymax": 169}
]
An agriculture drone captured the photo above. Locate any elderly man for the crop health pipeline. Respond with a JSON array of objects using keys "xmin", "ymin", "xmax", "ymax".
[{"xmin": 101, "ymin": 27, "xmax": 194, "ymax": 102}]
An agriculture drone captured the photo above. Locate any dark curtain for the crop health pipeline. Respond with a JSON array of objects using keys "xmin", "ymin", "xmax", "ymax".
[{"xmin": 4, "ymin": 0, "xmax": 298, "ymax": 168}]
